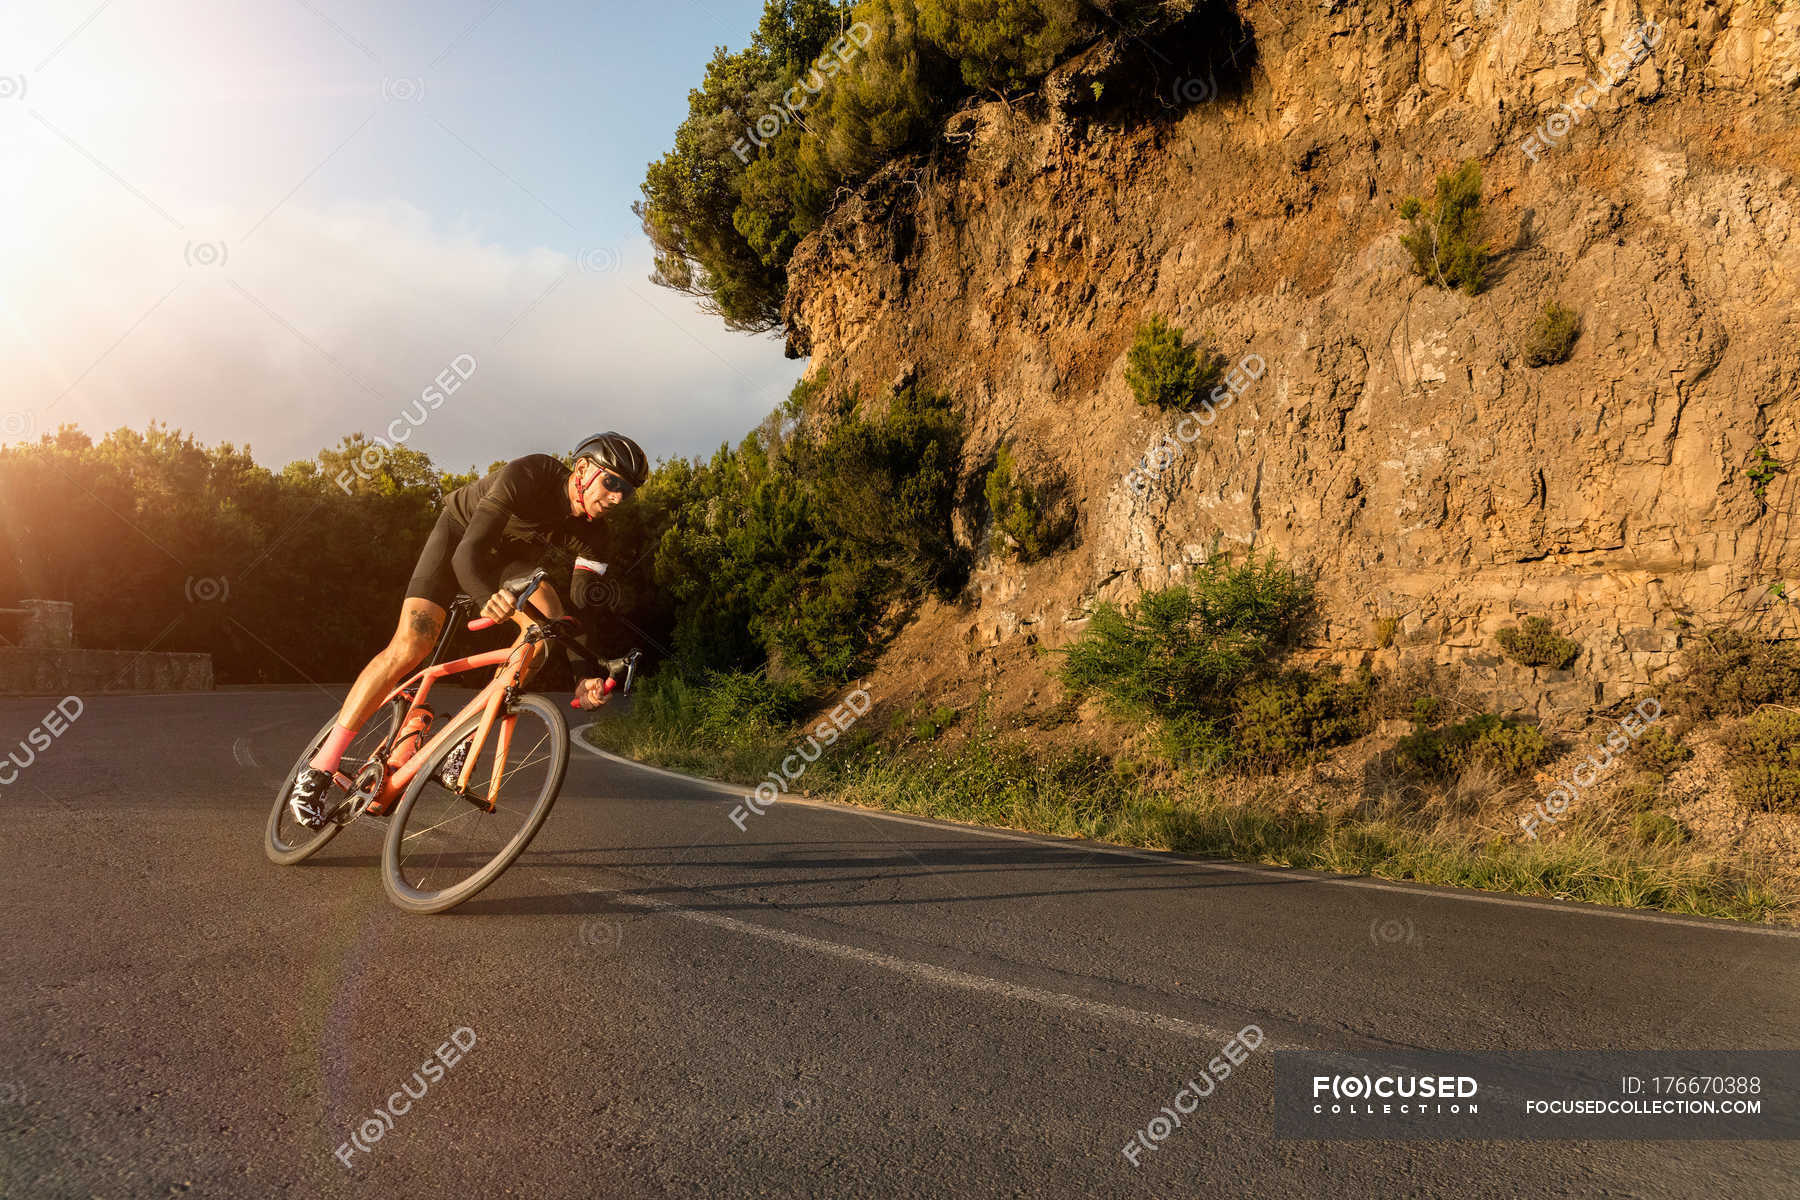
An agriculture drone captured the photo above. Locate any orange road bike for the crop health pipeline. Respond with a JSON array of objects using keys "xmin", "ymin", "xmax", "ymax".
[{"xmin": 263, "ymin": 569, "xmax": 638, "ymax": 913}]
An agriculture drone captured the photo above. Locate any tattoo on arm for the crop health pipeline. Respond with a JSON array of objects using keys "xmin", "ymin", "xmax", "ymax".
[{"xmin": 409, "ymin": 609, "xmax": 438, "ymax": 638}]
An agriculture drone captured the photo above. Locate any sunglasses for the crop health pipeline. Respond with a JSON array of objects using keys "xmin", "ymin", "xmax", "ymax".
[{"xmin": 584, "ymin": 465, "xmax": 636, "ymax": 499}]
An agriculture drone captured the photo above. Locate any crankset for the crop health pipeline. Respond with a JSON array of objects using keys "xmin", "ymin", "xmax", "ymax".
[{"xmin": 325, "ymin": 758, "xmax": 388, "ymax": 825}]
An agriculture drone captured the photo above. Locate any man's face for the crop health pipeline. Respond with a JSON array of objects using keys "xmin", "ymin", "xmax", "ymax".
[{"xmin": 572, "ymin": 461, "xmax": 630, "ymax": 520}]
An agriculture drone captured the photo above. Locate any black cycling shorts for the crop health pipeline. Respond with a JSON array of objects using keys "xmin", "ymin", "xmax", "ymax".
[{"xmin": 404, "ymin": 509, "xmax": 536, "ymax": 610}]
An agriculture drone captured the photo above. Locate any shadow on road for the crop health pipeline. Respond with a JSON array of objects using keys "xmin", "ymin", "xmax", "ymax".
[{"xmin": 444, "ymin": 837, "xmax": 1305, "ymax": 918}]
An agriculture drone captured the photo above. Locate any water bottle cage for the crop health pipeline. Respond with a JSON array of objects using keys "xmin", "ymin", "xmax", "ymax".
[{"xmin": 388, "ymin": 705, "xmax": 436, "ymax": 768}]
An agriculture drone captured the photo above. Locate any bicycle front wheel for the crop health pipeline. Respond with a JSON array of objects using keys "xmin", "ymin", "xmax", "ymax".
[{"xmin": 380, "ymin": 692, "xmax": 569, "ymax": 914}]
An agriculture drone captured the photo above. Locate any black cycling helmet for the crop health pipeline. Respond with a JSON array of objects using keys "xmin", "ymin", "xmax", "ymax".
[{"xmin": 571, "ymin": 432, "xmax": 649, "ymax": 490}]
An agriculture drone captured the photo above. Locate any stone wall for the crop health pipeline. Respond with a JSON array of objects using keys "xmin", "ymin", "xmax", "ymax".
[
  {"xmin": 0, "ymin": 648, "xmax": 214, "ymax": 695},
  {"xmin": 0, "ymin": 600, "xmax": 75, "ymax": 649},
  {"xmin": 0, "ymin": 599, "xmax": 213, "ymax": 694}
]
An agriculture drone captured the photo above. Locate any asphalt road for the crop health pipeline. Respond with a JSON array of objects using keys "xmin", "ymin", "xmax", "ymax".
[{"xmin": 3, "ymin": 689, "xmax": 1799, "ymax": 1198}]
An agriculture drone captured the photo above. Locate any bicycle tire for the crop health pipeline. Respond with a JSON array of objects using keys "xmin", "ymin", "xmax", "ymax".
[
  {"xmin": 265, "ymin": 701, "xmax": 404, "ymax": 866},
  {"xmin": 380, "ymin": 692, "xmax": 569, "ymax": 914}
]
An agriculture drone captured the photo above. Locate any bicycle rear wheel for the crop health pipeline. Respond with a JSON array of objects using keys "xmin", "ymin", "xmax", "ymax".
[
  {"xmin": 380, "ymin": 692, "xmax": 569, "ymax": 914},
  {"xmin": 265, "ymin": 701, "xmax": 404, "ymax": 865}
]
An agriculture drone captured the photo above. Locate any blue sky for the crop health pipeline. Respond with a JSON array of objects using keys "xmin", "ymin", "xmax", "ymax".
[{"xmin": 0, "ymin": 0, "xmax": 805, "ymax": 473}]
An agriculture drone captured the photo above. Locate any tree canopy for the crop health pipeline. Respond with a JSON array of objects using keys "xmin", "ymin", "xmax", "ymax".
[{"xmin": 637, "ymin": 0, "xmax": 1144, "ymax": 332}]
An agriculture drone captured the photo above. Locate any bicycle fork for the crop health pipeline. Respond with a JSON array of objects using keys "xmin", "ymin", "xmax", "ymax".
[{"xmin": 453, "ymin": 639, "xmax": 542, "ymax": 810}]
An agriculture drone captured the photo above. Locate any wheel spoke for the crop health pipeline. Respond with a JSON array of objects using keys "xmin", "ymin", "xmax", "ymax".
[
  {"xmin": 270, "ymin": 708, "xmax": 401, "ymax": 860},
  {"xmin": 386, "ymin": 702, "xmax": 563, "ymax": 903},
  {"xmin": 398, "ymin": 805, "xmax": 486, "ymax": 845}
]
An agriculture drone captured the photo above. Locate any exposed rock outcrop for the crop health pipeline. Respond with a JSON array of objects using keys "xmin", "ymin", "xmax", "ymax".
[{"xmin": 782, "ymin": 0, "xmax": 1800, "ymax": 724}]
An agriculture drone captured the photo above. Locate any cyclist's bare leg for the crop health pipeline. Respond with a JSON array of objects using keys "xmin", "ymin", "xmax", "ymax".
[
  {"xmin": 336, "ymin": 598, "xmax": 447, "ymax": 731},
  {"xmin": 507, "ymin": 581, "xmax": 566, "ymax": 686}
]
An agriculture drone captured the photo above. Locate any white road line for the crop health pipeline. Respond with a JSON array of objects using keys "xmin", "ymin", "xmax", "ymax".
[
  {"xmin": 602, "ymin": 887, "xmax": 1256, "ymax": 1045},
  {"xmin": 231, "ymin": 736, "xmax": 262, "ymax": 771},
  {"xmin": 570, "ymin": 736, "xmax": 745, "ymax": 798},
  {"xmin": 571, "ymin": 731, "xmax": 1800, "ymax": 941}
]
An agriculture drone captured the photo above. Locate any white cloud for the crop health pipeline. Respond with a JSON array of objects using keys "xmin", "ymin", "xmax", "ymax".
[{"xmin": 0, "ymin": 196, "xmax": 803, "ymax": 471}]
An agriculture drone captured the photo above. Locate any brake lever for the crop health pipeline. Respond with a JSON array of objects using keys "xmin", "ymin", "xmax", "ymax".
[
  {"xmin": 570, "ymin": 678, "xmax": 618, "ymax": 710},
  {"xmin": 466, "ymin": 568, "xmax": 552, "ymax": 631},
  {"xmin": 568, "ymin": 649, "xmax": 642, "ymax": 709}
]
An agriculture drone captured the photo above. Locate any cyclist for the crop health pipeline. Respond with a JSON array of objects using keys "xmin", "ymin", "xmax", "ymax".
[{"xmin": 287, "ymin": 432, "xmax": 649, "ymax": 828}]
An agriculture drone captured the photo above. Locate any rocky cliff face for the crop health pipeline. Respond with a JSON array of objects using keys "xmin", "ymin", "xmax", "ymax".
[{"xmin": 781, "ymin": 0, "xmax": 1800, "ymax": 724}]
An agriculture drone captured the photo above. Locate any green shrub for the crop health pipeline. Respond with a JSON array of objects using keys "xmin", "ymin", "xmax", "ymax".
[
  {"xmin": 1634, "ymin": 726, "xmax": 1693, "ymax": 775},
  {"xmin": 1398, "ymin": 161, "xmax": 1491, "ymax": 295},
  {"xmin": 1723, "ymin": 708, "xmax": 1800, "ymax": 812},
  {"xmin": 1124, "ymin": 316, "xmax": 1225, "ymax": 410},
  {"xmin": 1746, "ymin": 445, "xmax": 1785, "ymax": 499},
  {"xmin": 984, "ymin": 444, "xmax": 1075, "ymax": 561},
  {"xmin": 1523, "ymin": 301, "xmax": 1579, "ymax": 367},
  {"xmin": 634, "ymin": 668, "xmax": 811, "ymax": 748},
  {"xmin": 601, "ymin": 667, "xmax": 816, "ymax": 778},
  {"xmin": 797, "ymin": 383, "xmax": 965, "ymax": 583},
  {"xmin": 1059, "ymin": 554, "xmax": 1324, "ymax": 772},
  {"xmin": 1367, "ymin": 661, "xmax": 1484, "ymax": 730},
  {"xmin": 1632, "ymin": 811, "xmax": 1690, "ymax": 848},
  {"xmin": 1060, "ymin": 554, "xmax": 1315, "ymax": 722},
  {"xmin": 1496, "ymin": 616, "xmax": 1581, "ymax": 670},
  {"xmin": 782, "ymin": 368, "xmax": 832, "ymax": 418},
  {"xmin": 1231, "ymin": 666, "xmax": 1377, "ymax": 771},
  {"xmin": 1731, "ymin": 763, "xmax": 1800, "ymax": 813},
  {"xmin": 1156, "ymin": 711, "xmax": 1237, "ymax": 771},
  {"xmin": 918, "ymin": 0, "xmax": 1089, "ymax": 94},
  {"xmin": 1394, "ymin": 714, "xmax": 1550, "ymax": 779},
  {"xmin": 1675, "ymin": 630, "xmax": 1800, "ymax": 718},
  {"xmin": 653, "ymin": 382, "xmax": 964, "ymax": 684},
  {"xmin": 914, "ymin": 704, "xmax": 959, "ymax": 740}
]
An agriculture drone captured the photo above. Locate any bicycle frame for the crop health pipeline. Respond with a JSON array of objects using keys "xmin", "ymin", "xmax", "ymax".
[
  {"xmin": 354, "ymin": 635, "xmax": 543, "ymax": 816},
  {"xmin": 328, "ymin": 570, "xmax": 627, "ymax": 822}
]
